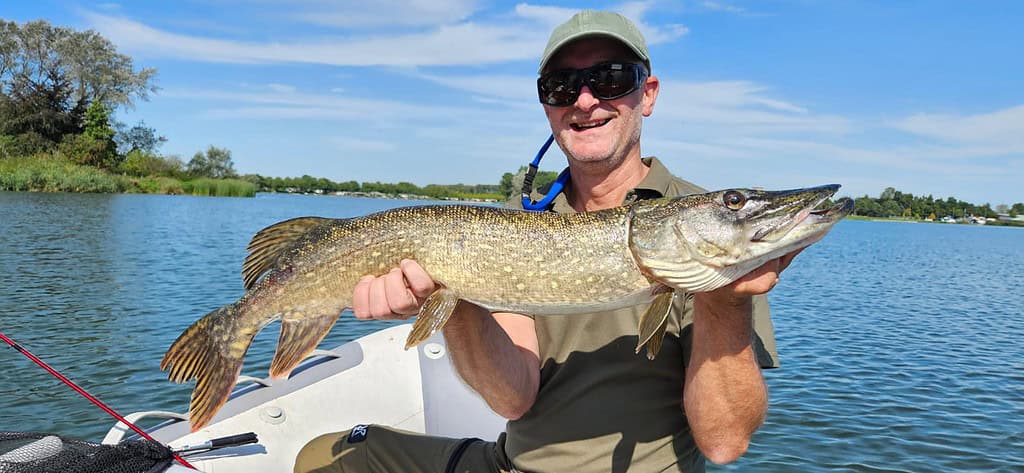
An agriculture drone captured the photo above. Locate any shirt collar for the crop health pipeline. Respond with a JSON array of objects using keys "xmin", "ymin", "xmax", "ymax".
[{"xmin": 547, "ymin": 157, "xmax": 672, "ymax": 213}]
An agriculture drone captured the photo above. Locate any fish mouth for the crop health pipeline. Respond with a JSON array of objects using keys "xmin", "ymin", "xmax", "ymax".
[
  {"xmin": 749, "ymin": 185, "xmax": 853, "ymax": 242},
  {"xmin": 809, "ymin": 197, "xmax": 855, "ymax": 221}
]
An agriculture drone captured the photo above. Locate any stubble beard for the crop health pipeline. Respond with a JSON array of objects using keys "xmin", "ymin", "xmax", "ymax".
[{"xmin": 562, "ymin": 119, "xmax": 643, "ymax": 174}]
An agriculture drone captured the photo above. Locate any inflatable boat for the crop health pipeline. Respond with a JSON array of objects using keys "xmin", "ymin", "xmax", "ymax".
[{"xmin": 103, "ymin": 324, "xmax": 507, "ymax": 472}]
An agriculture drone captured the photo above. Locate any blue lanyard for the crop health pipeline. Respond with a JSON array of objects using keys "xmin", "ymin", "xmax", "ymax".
[{"xmin": 521, "ymin": 135, "xmax": 571, "ymax": 211}]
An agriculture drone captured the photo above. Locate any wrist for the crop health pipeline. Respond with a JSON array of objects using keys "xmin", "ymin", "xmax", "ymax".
[
  {"xmin": 691, "ymin": 293, "xmax": 754, "ymax": 351},
  {"xmin": 694, "ymin": 292, "xmax": 752, "ymax": 321}
]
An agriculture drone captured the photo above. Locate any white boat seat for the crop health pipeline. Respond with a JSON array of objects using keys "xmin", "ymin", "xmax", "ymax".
[{"xmin": 418, "ymin": 333, "xmax": 507, "ymax": 441}]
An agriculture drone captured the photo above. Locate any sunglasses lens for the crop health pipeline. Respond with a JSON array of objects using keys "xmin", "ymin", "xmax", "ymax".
[
  {"xmin": 538, "ymin": 63, "xmax": 645, "ymax": 106},
  {"xmin": 539, "ymin": 70, "xmax": 579, "ymax": 106},
  {"xmin": 590, "ymin": 65, "xmax": 636, "ymax": 99}
]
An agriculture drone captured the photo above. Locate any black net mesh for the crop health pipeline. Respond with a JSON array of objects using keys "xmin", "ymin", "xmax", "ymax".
[{"xmin": 0, "ymin": 432, "xmax": 174, "ymax": 473}]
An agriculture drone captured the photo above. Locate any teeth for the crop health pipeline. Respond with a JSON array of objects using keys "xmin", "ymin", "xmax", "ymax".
[{"xmin": 572, "ymin": 119, "xmax": 610, "ymax": 130}]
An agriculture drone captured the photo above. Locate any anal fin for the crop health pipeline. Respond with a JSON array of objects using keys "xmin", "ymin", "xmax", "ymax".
[
  {"xmin": 406, "ymin": 288, "xmax": 460, "ymax": 349},
  {"xmin": 636, "ymin": 289, "xmax": 675, "ymax": 360},
  {"xmin": 269, "ymin": 311, "xmax": 341, "ymax": 378}
]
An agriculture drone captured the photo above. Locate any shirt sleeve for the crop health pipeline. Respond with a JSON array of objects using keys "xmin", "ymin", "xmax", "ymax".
[{"xmin": 751, "ymin": 294, "xmax": 779, "ymax": 369}]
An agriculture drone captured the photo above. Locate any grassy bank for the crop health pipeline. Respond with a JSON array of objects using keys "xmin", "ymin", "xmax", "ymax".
[
  {"xmin": 0, "ymin": 155, "xmax": 125, "ymax": 193},
  {"xmin": 0, "ymin": 156, "xmax": 255, "ymax": 197}
]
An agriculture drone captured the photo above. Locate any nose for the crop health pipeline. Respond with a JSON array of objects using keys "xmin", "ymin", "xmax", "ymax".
[{"xmin": 574, "ymin": 85, "xmax": 600, "ymax": 111}]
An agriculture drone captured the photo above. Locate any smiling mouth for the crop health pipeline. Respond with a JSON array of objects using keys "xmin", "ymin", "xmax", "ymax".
[{"xmin": 570, "ymin": 118, "xmax": 611, "ymax": 131}]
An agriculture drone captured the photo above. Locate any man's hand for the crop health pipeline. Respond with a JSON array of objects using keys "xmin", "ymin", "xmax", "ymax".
[
  {"xmin": 703, "ymin": 247, "xmax": 805, "ymax": 304},
  {"xmin": 352, "ymin": 259, "xmax": 436, "ymax": 320}
]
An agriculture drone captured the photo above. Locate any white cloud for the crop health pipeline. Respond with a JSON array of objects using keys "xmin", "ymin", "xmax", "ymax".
[
  {"xmin": 265, "ymin": 83, "xmax": 297, "ymax": 94},
  {"xmin": 513, "ymin": 3, "xmax": 576, "ymax": 27},
  {"xmin": 164, "ymin": 88, "xmax": 432, "ymax": 119},
  {"xmin": 412, "ymin": 71, "xmax": 535, "ymax": 102},
  {"xmin": 290, "ymin": 0, "xmax": 480, "ymax": 28},
  {"xmin": 701, "ymin": 1, "xmax": 746, "ymax": 14},
  {"xmin": 328, "ymin": 136, "xmax": 399, "ymax": 153},
  {"xmin": 619, "ymin": 2, "xmax": 690, "ymax": 44},
  {"xmin": 85, "ymin": 12, "xmax": 547, "ymax": 66},
  {"xmin": 513, "ymin": 2, "xmax": 688, "ymax": 45},
  {"xmin": 84, "ymin": 2, "xmax": 689, "ymax": 68},
  {"xmin": 890, "ymin": 105, "xmax": 1024, "ymax": 149},
  {"xmin": 651, "ymin": 80, "xmax": 850, "ymax": 134},
  {"xmin": 161, "ymin": 85, "xmax": 527, "ymax": 127}
]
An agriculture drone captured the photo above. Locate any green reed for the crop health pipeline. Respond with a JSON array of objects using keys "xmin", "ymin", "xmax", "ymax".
[{"xmin": 181, "ymin": 178, "xmax": 256, "ymax": 197}]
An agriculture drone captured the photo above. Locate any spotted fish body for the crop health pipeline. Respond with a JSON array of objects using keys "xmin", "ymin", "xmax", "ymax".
[{"xmin": 162, "ymin": 185, "xmax": 853, "ymax": 430}]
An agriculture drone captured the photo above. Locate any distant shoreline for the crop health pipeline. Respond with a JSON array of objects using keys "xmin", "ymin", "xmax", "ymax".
[
  {"xmin": 846, "ymin": 215, "xmax": 1024, "ymax": 228},
  {"xmin": 259, "ymin": 189, "xmax": 500, "ymax": 203}
]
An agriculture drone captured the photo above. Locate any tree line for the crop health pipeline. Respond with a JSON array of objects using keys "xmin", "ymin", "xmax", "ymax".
[
  {"xmin": 851, "ymin": 187, "xmax": 1023, "ymax": 220},
  {"xmin": 0, "ymin": 19, "xmax": 240, "ymax": 183},
  {"xmin": 243, "ymin": 174, "xmax": 504, "ymax": 200},
  {"xmin": 236, "ymin": 165, "xmax": 569, "ymax": 201}
]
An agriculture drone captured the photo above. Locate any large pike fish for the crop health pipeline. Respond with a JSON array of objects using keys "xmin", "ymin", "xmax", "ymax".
[{"xmin": 162, "ymin": 184, "xmax": 853, "ymax": 430}]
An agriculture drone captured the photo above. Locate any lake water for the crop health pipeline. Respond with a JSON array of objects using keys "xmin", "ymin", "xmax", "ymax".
[{"xmin": 1, "ymin": 192, "xmax": 1022, "ymax": 472}]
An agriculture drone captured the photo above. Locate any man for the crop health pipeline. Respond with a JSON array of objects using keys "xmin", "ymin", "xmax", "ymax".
[{"xmin": 295, "ymin": 10, "xmax": 795, "ymax": 472}]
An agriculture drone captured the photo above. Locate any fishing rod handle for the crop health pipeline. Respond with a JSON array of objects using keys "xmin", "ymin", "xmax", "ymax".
[{"xmin": 210, "ymin": 432, "xmax": 258, "ymax": 448}]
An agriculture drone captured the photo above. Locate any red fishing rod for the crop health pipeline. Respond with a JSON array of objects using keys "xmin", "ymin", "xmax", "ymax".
[{"xmin": 0, "ymin": 331, "xmax": 196, "ymax": 469}]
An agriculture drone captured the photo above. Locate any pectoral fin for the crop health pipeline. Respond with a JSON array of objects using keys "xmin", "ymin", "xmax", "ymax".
[
  {"xmin": 636, "ymin": 289, "xmax": 675, "ymax": 360},
  {"xmin": 406, "ymin": 288, "xmax": 460, "ymax": 349}
]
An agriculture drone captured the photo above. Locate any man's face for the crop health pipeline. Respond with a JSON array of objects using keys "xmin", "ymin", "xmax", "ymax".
[{"xmin": 542, "ymin": 37, "xmax": 659, "ymax": 169}]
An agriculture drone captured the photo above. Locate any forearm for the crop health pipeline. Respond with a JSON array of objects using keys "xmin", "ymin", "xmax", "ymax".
[
  {"xmin": 684, "ymin": 294, "xmax": 768, "ymax": 464},
  {"xmin": 442, "ymin": 303, "xmax": 540, "ymax": 420}
]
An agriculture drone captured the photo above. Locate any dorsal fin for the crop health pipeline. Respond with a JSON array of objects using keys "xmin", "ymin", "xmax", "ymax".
[{"xmin": 242, "ymin": 217, "xmax": 332, "ymax": 290}]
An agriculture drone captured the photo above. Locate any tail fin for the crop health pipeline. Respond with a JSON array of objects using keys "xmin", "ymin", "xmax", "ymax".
[{"xmin": 160, "ymin": 305, "xmax": 254, "ymax": 431}]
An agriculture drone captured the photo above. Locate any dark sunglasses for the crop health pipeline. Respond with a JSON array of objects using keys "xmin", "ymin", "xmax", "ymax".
[{"xmin": 537, "ymin": 61, "xmax": 649, "ymax": 107}]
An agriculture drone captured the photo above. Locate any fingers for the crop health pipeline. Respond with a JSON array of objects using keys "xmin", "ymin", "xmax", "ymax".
[
  {"xmin": 368, "ymin": 270, "xmax": 394, "ymax": 316},
  {"xmin": 352, "ymin": 275, "xmax": 375, "ymax": 320},
  {"xmin": 351, "ymin": 260, "xmax": 436, "ymax": 321},
  {"xmin": 728, "ymin": 263, "xmax": 779, "ymax": 296},
  {"xmin": 777, "ymin": 247, "xmax": 804, "ymax": 273},
  {"xmin": 725, "ymin": 247, "xmax": 805, "ymax": 296},
  {"xmin": 401, "ymin": 259, "xmax": 435, "ymax": 300},
  {"xmin": 383, "ymin": 267, "xmax": 419, "ymax": 315}
]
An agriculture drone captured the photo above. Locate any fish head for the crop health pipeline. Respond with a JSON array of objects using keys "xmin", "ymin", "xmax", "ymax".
[{"xmin": 629, "ymin": 184, "xmax": 854, "ymax": 292}]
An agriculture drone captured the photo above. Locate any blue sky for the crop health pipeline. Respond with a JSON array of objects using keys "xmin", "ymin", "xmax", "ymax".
[{"xmin": 6, "ymin": 1, "xmax": 1023, "ymax": 205}]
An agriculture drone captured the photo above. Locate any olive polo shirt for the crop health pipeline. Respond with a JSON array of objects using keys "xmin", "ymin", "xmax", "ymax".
[{"xmin": 501, "ymin": 157, "xmax": 778, "ymax": 473}]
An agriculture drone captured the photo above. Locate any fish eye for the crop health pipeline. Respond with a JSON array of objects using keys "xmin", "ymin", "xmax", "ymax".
[{"xmin": 723, "ymin": 191, "xmax": 746, "ymax": 210}]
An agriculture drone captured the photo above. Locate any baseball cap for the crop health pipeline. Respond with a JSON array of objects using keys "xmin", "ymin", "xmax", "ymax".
[{"xmin": 538, "ymin": 10, "xmax": 650, "ymax": 74}]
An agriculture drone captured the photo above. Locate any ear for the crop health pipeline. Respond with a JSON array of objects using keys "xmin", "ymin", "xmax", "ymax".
[{"xmin": 641, "ymin": 75, "xmax": 660, "ymax": 117}]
